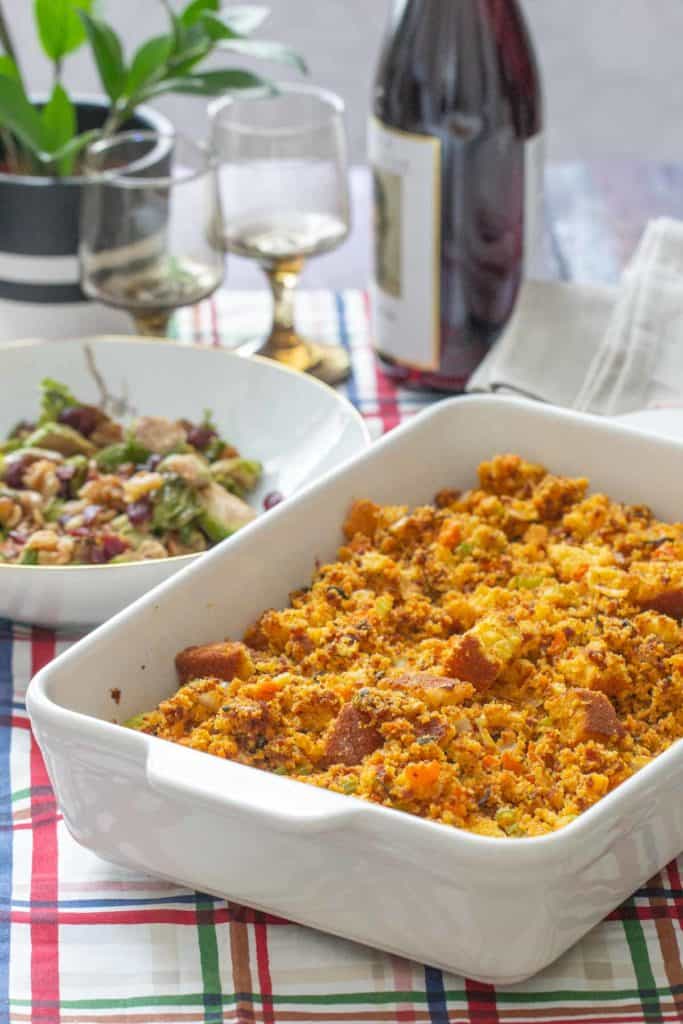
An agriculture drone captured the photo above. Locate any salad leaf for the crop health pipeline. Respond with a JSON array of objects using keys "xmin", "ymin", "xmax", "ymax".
[
  {"xmin": 39, "ymin": 377, "xmax": 78, "ymax": 423},
  {"xmin": 96, "ymin": 438, "xmax": 151, "ymax": 471},
  {"xmin": 210, "ymin": 457, "xmax": 261, "ymax": 498},
  {"xmin": 152, "ymin": 476, "xmax": 201, "ymax": 532}
]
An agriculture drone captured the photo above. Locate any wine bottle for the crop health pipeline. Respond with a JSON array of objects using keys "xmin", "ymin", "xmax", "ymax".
[{"xmin": 370, "ymin": 0, "xmax": 543, "ymax": 391}]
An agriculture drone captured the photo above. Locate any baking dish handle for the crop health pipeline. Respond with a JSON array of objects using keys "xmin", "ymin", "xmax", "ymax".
[{"xmin": 146, "ymin": 742, "xmax": 365, "ymax": 834}]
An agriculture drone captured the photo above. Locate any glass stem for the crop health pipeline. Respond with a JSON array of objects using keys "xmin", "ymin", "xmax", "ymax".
[
  {"xmin": 132, "ymin": 310, "xmax": 172, "ymax": 338},
  {"xmin": 260, "ymin": 259, "xmax": 319, "ymax": 372},
  {"xmin": 264, "ymin": 258, "xmax": 303, "ymax": 352}
]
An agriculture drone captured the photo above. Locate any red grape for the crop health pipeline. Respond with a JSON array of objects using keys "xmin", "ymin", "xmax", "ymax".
[
  {"xmin": 263, "ymin": 491, "xmax": 284, "ymax": 511},
  {"xmin": 127, "ymin": 500, "xmax": 152, "ymax": 526},
  {"xmin": 58, "ymin": 406, "xmax": 99, "ymax": 437},
  {"xmin": 187, "ymin": 425, "xmax": 217, "ymax": 451},
  {"xmin": 3, "ymin": 456, "xmax": 29, "ymax": 489}
]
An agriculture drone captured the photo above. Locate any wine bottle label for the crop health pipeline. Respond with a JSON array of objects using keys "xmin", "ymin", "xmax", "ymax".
[{"xmin": 368, "ymin": 116, "xmax": 442, "ymax": 372}]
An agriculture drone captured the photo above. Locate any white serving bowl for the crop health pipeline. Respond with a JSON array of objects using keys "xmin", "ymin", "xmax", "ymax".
[
  {"xmin": 0, "ymin": 336, "xmax": 369, "ymax": 627},
  {"xmin": 27, "ymin": 395, "xmax": 683, "ymax": 982}
]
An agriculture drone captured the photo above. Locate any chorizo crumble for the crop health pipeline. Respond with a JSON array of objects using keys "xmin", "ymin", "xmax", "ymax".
[{"xmin": 127, "ymin": 455, "xmax": 683, "ymax": 837}]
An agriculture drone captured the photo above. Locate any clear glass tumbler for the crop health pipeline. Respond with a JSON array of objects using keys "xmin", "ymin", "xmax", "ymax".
[{"xmin": 80, "ymin": 130, "xmax": 224, "ymax": 337}]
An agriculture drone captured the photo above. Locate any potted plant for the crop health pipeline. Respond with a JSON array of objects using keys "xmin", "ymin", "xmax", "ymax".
[{"xmin": 0, "ymin": 0, "xmax": 304, "ymax": 318}]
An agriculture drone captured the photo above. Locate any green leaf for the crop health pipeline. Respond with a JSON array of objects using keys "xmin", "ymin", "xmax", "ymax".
[
  {"xmin": 0, "ymin": 56, "xmax": 20, "ymax": 83},
  {"xmin": 79, "ymin": 12, "xmax": 126, "ymax": 102},
  {"xmin": 167, "ymin": 27, "xmax": 212, "ymax": 77},
  {"xmin": 200, "ymin": 13, "xmax": 241, "ymax": 41},
  {"xmin": 40, "ymin": 83, "xmax": 77, "ymax": 174},
  {"xmin": 160, "ymin": 0, "xmax": 183, "ymax": 47},
  {"xmin": 125, "ymin": 34, "xmax": 173, "ymax": 98},
  {"xmin": 141, "ymin": 68, "xmax": 273, "ymax": 100},
  {"xmin": 219, "ymin": 5, "xmax": 270, "ymax": 35},
  {"xmin": 180, "ymin": 0, "xmax": 219, "ymax": 27},
  {"xmin": 38, "ymin": 128, "xmax": 100, "ymax": 168},
  {"xmin": 0, "ymin": 75, "xmax": 45, "ymax": 155},
  {"xmin": 219, "ymin": 38, "xmax": 308, "ymax": 74},
  {"xmin": 35, "ymin": 0, "xmax": 94, "ymax": 61}
]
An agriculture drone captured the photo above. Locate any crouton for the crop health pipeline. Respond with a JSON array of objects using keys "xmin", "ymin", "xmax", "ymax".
[{"xmin": 175, "ymin": 641, "xmax": 253, "ymax": 684}]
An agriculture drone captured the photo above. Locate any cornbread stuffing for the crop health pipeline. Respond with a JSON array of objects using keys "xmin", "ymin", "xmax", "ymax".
[{"xmin": 127, "ymin": 455, "xmax": 683, "ymax": 837}]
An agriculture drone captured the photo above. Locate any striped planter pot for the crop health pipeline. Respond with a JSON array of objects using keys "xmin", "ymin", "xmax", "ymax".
[{"xmin": 0, "ymin": 96, "xmax": 173, "ymax": 307}]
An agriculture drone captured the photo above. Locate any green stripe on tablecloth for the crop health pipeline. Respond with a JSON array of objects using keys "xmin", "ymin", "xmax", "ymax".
[
  {"xmin": 9, "ymin": 985, "xmax": 683, "ymax": 1009},
  {"xmin": 10, "ymin": 788, "xmax": 30, "ymax": 802},
  {"xmin": 623, "ymin": 907, "xmax": 663, "ymax": 1023},
  {"xmin": 195, "ymin": 893, "xmax": 222, "ymax": 1024}
]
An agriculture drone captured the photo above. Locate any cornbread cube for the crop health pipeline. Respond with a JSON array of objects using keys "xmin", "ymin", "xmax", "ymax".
[
  {"xmin": 323, "ymin": 704, "xmax": 383, "ymax": 767},
  {"xmin": 632, "ymin": 562, "xmax": 683, "ymax": 620},
  {"xmin": 639, "ymin": 589, "xmax": 683, "ymax": 621},
  {"xmin": 557, "ymin": 642, "xmax": 630, "ymax": 697},
  {"xmin": 550, "ymin": 688, "xmax": 624, "ymax": 745},
  {"xmin": 635, "ymin": 611, "xmax": 681, "ymax": 645},
  {"xmin": 444, "ymin": 616, "xmax": 522, "ymax": 691},
  {"xmin": 175, "ymin": 641, "xmax": 254, "ymax": 684},
  {"xmin": 387, "ymin": 672, "xmax": 475, "ymax": 708},
  {"xmin": 444, "ymin": 635, "xmax": 500, "ymax": 691},
  {"xmin": 343, "ymin": 499, "xmax": 381, "ymax": 540}
]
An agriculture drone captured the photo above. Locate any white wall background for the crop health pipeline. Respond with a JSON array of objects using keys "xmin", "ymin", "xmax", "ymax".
[{"xmin": 4, "ymin": 0, "xmax": 683, "ymax": 163}]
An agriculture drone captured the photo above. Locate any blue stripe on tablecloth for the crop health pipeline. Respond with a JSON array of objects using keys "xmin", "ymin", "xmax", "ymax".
[
  {"xmin": 12, "ymin": 894, "xmax": 211, "ymax": 908},
  {"xmin": 425, "ymin": 966, "xmax": 449, "ymax": 1024},
  {"xmin": 334, "ymin": 292, "xmax": 360, "ymax": 410},
  {"xmin": 0, "ymin": 621, "xmax": 13, "ymax": 1024}
]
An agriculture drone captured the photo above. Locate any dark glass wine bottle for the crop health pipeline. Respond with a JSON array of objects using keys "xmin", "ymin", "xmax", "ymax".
[{"xmin": 370, "ymin": 0, "xmax": 543, "ymax": 392}]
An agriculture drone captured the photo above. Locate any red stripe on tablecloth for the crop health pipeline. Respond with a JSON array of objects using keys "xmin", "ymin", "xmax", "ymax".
[
  {"xmin": 11, "ymin": 907, "xmax": 244, "ymax": 926},
  {"xmin": 465, "ymin": 978, "xmax": 499, "ymax": 1023},
  {"xmin": 30, "ymin": 629, "xmax": 59, "ymax": 1021},
  {"xmin": 666, "ymin": 860, "xmax": 683, "ymax": 925},
  {"xmin": 362, "ymin": 290, "xmax": 401, "ymax": 433},
  {"xmin": 254, "ymin": 913, "xmax": 275, "ymax": 1024},
  {"xmin": 391, "ymin": 957, "xmax": 417, "ymax": 1023}
]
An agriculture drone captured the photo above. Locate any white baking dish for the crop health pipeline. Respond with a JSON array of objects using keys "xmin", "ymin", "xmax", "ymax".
[{"xmin": 27, "ymin": 395, "xmax": 683, "ymax": 984}]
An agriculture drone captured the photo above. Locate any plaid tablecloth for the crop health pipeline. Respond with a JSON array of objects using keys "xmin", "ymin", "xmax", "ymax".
[{"xmin": 3, "ymin": 290, "xmax": 683, "ymax": 1024}]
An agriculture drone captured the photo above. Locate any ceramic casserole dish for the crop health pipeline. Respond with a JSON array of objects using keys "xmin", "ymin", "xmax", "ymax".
[{"xmin": 27, "ymin": 395, "xmax": 683, "ymax": 984}]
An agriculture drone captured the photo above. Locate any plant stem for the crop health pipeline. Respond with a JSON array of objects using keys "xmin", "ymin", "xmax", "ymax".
[
  {"xmin": 0, "ymin": 1, "xmax": 23, "ymax": 84},
  {"xmin": 53, "ymin": 58, "xmax": 63, "ymax": 88},
  {"xmin": 102, "ymin": 109, "xmax": 123, "ymax": 137},
  {"xmin": 0, "ymin": 0, "xmax": 29, "ymax": 172},
  {"xmin": 0, "ymin": 126, "xmax": 19, "ymax": 172}
]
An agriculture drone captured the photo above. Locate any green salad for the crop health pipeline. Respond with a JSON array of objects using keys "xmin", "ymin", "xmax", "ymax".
[{"xmin": 0, "ymin": 379, "xmax": 262, "ymax": 566}]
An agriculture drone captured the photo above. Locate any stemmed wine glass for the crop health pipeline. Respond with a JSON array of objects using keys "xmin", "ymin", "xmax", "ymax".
[
  {"xmin": 79, "ymin": 131, "xmax": 224, "ymax": 337},
  {"xmin": 210, "ymin": 84, "xmax": 352, "ymax": 385}
]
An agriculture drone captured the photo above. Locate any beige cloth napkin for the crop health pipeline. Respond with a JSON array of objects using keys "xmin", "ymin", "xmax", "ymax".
[{"xmin": 468, "ymin": 218, "xmax": 683, "ymax": 414}]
